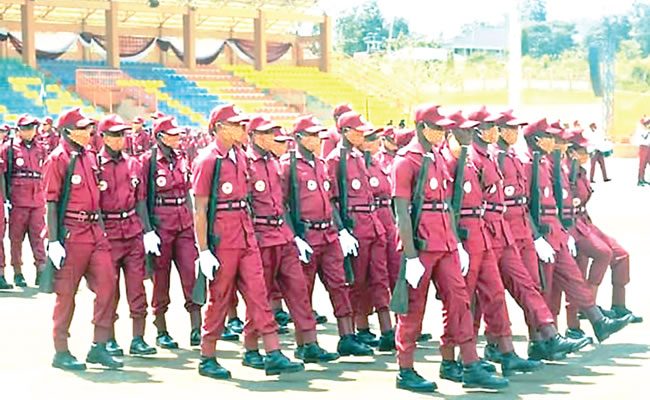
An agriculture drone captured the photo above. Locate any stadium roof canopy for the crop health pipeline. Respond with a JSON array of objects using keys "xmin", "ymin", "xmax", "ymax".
[{"xmin": 0, "ymin": 0, "xmax": 324, "ymax": 40}]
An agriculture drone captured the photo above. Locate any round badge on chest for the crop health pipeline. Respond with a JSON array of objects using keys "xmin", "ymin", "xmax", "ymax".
[
  {"xmin": 562, "ymin": 189, "xmax": 569, "ymax": 199},
  {"xmin": 463, "ymin": 181, "xmax": 472, "ymax": 193},
  {"xmin": 131, "ymin": 177, "xmax": 139, "ymax": 188},
  {"xmin": 572, "ymin": 197, "xmax": 581, "ymax": 207},
  {"xmin": 254, "ymin": 180, "xmax": 266, "ymax": 192},
  {"xmin": 221, "ymin": 182, "xmax": 233, "ymax": 195},
  {"xmin": 323, "ymin": 180, "xmax": 331, "ymax": 191},
  {"xmin": 351, "ymin": 178, "xmax": 361, "ymax": 190},
  {"xmin": 429, "ymin": 177, "xmax": 438, "ymax": 190},
  {"xmin": 98, "ymin": 180, "xmax": 108, "ymax": 191},
  {"xmin": 156, "ymin": 176, "xmax": 167, "ymax": 187},
  {"xmin": 71, "ymin": 174, "xmax": 82, "ymax": 185},
  {"xmin": 307, "ymin": 180, "xmax": 318, "ymax": 191},
  {"xmin": 369, "ymin": 176, "xmax": 380, "ymax": 188},
  {"xmin": 15, "ymin": 157, "xmax": 24, "ymax": 167},
  {"xmin": 543, "ymin": 187, "xmax": 550, "ymax": 198},
  {"xmin": 504, "ymin": 185, "xmax": 515, "ymax": 196}
]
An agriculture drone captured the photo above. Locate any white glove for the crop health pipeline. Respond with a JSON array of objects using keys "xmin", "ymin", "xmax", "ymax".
[
  {"xmin": 405, "ymin": 257, "xmax": 426, "ymax": 289},
  {"xmin": 457, "ymin": 243, "xmax": 470, "ymax": 277},
  {"xmin": 534, "ymin": 237, "xmax": 556, "ymax": 263},
  {"xmin": 338, "ymin": 229, "xmax": 359, "ymax": 257},
  {"xmin": 294, "ymin": 236, "xmax": 313, "ymax": 264},
  {"xmin": 197, "ymin": 249, "xmax": 220, "ymax": 281},
  {"xmin": 3, "ymin": 201, "xmax": 11, "ymax": 215},
  {"xmin": 143, "ymin": 230, "xmax": 161, "ymax": 256},
  {"xmin": 47, "ymin": 241, "xmax": 66, "ymax": 270},
  {"xmin": 567, "ymin": 235, "xmax": 577, "ymax": 257}
]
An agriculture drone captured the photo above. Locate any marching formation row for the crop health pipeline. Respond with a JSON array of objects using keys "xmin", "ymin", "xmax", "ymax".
[{"xmin": 0, "ymin": 103, "xmax": 641, "ymax": 393}]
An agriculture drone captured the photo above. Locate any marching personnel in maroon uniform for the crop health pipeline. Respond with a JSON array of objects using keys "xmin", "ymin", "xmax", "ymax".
[
  {"xmin": 0, "ymin": 124, "xmax": 11, "ymax": 290},
  {"xmin": 43, "ymin": 108, "xmax": 123, "ymax": 370},
  {"xmin": 440, "ymin": 111, "xmax": 542, "ymax": 378},
  {"xmin": 522, "ymin": 118, "xmax": 633, "ymax": 343},
  {"xmin": 392, "ymin": 104, "xmax": 507, "ymax": 393},
  {"xmin": 326, "ymin": 111, "xmax": 395, "ymax": 351},
  {"xmin": 96, "ymin": 114, "xmax": 158, "ymax": 357},
  {"xmin": 280, "ymin": 115, "xmax": 374, "ymax": 357},
  {"xmin": 3, "ymin": 114, "xmax": 47, "ymax": 288},
  {"xmin": 243, "ymin": 115, "xmax": 339, "ymax": 366},
  {"xmin": 38, "ymin": 116, "xmax": 60, "ymax": 155},
  {"xmin": 470, "ymin": 110, "xmax": 590, "ymax": 362},
  {"xmin": 192, "ymin": 104, "xmax": 304, "ymax": 379},
  {"xmin": 141, "ymin": 116, "xmax": 201, "ymax": 349},
  {"xmin": 126, "ymin": 116, "xmax": 152, "ymax": 157},
  {"xmin": 553, "ymin": 129, "xmax": 642, "ymax": 339}
]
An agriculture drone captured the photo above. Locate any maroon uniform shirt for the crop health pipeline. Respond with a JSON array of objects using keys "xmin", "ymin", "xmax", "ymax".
[{"xmin": 4, "ymin": 137, "xmax": 46, "ymax": 208}]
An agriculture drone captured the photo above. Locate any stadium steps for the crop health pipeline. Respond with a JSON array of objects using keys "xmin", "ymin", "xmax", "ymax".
[
  {"xmin": 221, "ymin": 64, "xmax": 400, "ymax": 126},
  {"xmin": 1, "ymin": 58, "xmax": 100, "ymax": 123},
  {"xmin": 176, "ymin": 67, "xmax": 300, "ymax": 127}
]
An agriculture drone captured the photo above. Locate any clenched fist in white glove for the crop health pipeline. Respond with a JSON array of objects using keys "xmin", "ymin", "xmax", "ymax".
[
  {"xmin": 47, "ymin": 241, "xmax": 66, "ymax": 270},
  {"xmin": 143, "ymin": 230, "xmax": 161, "ymax": 256},
  {"xmin": 457, "ymin": 243, "xmax": 470, "ymax": 277},
  {"xmin": 567, "ymin": 235, "xmax": 577, "ymax": 257},
  {"xmin": 338, "ymin": 229, "xmax": 359, "ymax": 257},
  {"xmin": 294, "ymin": 236, "xmax": 313, "ymax": 263},
  {"xmin": 197, "ymin": 249, "xmax": 220, "ymax": 281},
  {"xmin": 534, "ymin": 237, "xmax": 556, "ymax": 263},
  {"xmin": 405, "ymin": 257, "xmax": 426, "ymax": 289}
]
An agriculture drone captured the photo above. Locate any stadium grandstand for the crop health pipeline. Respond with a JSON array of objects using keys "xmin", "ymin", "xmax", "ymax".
[{"xmin": 0, "ymin": 0, "xmax": 406, "ymax": 128}]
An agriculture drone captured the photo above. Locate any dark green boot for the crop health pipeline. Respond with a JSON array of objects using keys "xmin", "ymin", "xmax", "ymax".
[
  {"xmin": 199, "ymin": 356, "xmax": 231, "ymax": 380},
  {"xmin": 462, "ymin": 361, "xmax": 509, "ymax": 390},
  {"xmin": 396, "ymin": 368, "xmax": 437, "ymax": 393},
  {"xmin": 500, "ymin": 352, "xmax": 543, "ymax": 376},
  {"xmin": 439, "ymin": 360, "xmax": 463, "ymax": 382},
  {"xmin": 264, "ymin": 350, "xmax": 304, "ymax": 376},
  {"xmin": 242, "ymin": 349, "xmax": 265, "ymax": 370}
]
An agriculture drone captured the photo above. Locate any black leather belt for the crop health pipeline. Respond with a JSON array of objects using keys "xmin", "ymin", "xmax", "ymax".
[
  {"xmin": 421, "ymin": 201, "xmax": 450, "ymax": 212},
  {"xmin": 253, "ymin": 215, "xmax": 284, "ymax": 226},
  {"xmin": 348, "ymin": 204, "xmax": 376, "ymax": 213},
  {"xmin": 13, "ymin": 170, "xmax": 42, "ymax": 179},
  {"xmin": 302, "ymin": 219, "xmax": 333, "ymax": 230},
  {"xmin": 215, "ymin": 199, "xmax": 248, "ymax": 211},
  {"xmin": 574, "ymin": 206, "xmax": 587, "ymax": 215},
  {"xmin": 155, "ymin": 196, "xmax": 185, "ymax": 206},
  {"xmin": 102, "ymin": 208, "xmax": 136, "ymax": 220},
  {"xmin": 65, "ymin": 210, "xmax": 101, "ymax": 222},
  {"xmin": 459, "ymin": 207, "xmax": 484, "ymax": 218},
  {"xmin": 540, "ymin": 206, "xmax": 558, "ymax": 216},
  {"xmin": 374, "ymin": 197, "xmax": 391, "ymax": 208},
  {"xmin": 483, "ymin": 201, "xmax": 506, "ymax": 214},
  {"xmin": 504, "ymin": 196, "xmax": 528, "ymax": 207}
]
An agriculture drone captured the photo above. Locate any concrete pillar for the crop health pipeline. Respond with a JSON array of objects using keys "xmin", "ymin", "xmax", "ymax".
[
  {"xmin": 81, "ymin": 21, "xmax": 91, "ymax": 62},
  {"xmin": 292, "ymin": 39, "xmax": 299, "ymax": 66},
  {"xmin": 0, "ymin": 39, "xmax": 7, "ymax": 59},
  {"xmin": 254, "ymin": 9, "xmax": 267, "ymax": 71},
  {"xmin": 183, "ymin": 7, "xmax": 197, "ymax": 70},
  {"xmin": 319, "ymin": 14, "xmax": 332, "ymax": 72},
  {"xmin": 21, "ymin": 0, "xmax": 36, "ymax": 67},
  {"xmin": 226, "ymin": 29, "xmax": 235, "ymax": 65},
  {"xmin": 105, "ymin": 1, "xmax": 120, "ymax": 68}
]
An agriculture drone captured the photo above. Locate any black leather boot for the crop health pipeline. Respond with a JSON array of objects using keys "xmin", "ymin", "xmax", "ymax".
[
  {"xmin": 377, "ymin": 329, "xmax": 395, "ymax": 351},
  {"xmin": 337, "ymin": 334, "xmax": 374, "ymax": 356},
  {"xmin": 484, "ymin": 343, "xmax": 503, "ymax": 363},
  {"xmin": 242, "ymin": 350, "xmax": 265, "ymax": 369},
  {"xmin": 299, "ymin": 342, "xmax": 340, "ymax": 363},
  {"xmin": 227, "ymin": 317, "xmax": 245, "ymax": 334},
  {"xmin": 593, "ymin": 315, "xmax": 633, "ymax": 343},
  {"xmin": 439, "ymin": 360, "xmax": 463, "ymax": 382},
  {"xmin": 0, "ymin": 276, "xmax": 14, "ymax": 290},
  {"xmin": 396, "ymin": 368, "xmax": 437, "ymax": 393},
  {"xmin": 462, "ymin": 361, "xmax": 509, "ymax": 390},
  {"xmin": 156, "ymin": 331, "xmax": 179, "ymax": 349},
  {"xmin": 86, "ymin": 343, "xmax": 124, "ymax": 369},
  {"xmin": 130, "ymin": 336, "xmax": 157, "ymax": 355},
  {"xmin": 220, "ymin": 325, "xmax": 240, "ymax": 341},
  {"xmin": 52, "ymin": 351, "xmax": 86, "ymax": 371},
  {"xmin": 611, "ymin": 306, "xmax": 643, "ymax": 323},
  {"xmin": 199, "ymin": 356, "xmax": 231, "ymax": 380},
  {"xmin": 13, "ymin": 273, "xmax": 27, "ymax": 288},
  {"xmin": 500, "ymin": 352, "xmax": 543, "ymax": 376},
  {"xmin": 106, "ymin": 338, "xmax": 124, "ymax": 356},
  {"xmin": 264, "ymin": 350, "xmax": 304, "ymax": 376},
  {"xmin": 356, "ymin": 328, "xmax": 379, "ymax": 347},
  {"xmin": 190, "ymin": 328, "xmax": 201, "ymax": 346}
]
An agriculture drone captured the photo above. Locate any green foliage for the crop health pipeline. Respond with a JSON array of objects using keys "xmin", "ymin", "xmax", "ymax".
[
  {"xmin": 522, "ymin": 0, "xmax": 547, "ymax": 22},
  {"xmin": 585, "ymin": 16, "xmax": 631, "ymax": 51},
  {"xmin": 522, "ymin": 21, "xmax": 576, "ymax": 58},
  {"xmin": 631, "ymin": 1, "xmax": 650, "ymax": 56},
  {"xmin": 335, "ymin": 0, "xmax": 411, "ymax": 55}
]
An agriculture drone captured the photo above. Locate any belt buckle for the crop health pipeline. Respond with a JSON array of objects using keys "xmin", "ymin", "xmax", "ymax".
[
  {"xmin": 176, "ymin": 198, "xmax": 183, "ymax": 205},
  {"xmin": 121, "ymin": 211, "xmax": 128, "ymax": 219},
  {"xmin": 480, "ymin": 208, "xmax": 485, "ymax": 217}
]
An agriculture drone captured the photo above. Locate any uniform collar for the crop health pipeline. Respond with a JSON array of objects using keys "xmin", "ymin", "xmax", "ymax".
[
  {"xmin": 248, "ymin": 144, "xmax": 272, "ymax": 162},
  {"xmin": 472, "ymin": 141, "xmax": 490, "ymax": 157},
  {"xmin": 61, "ymin": 136, "xmax": 84, "ymax": 155},
  {"xmin": 99, "ymin": 146, "xmax": 124, "ymax": 164},
  {"xmin": 155, "ymin": 144, "xmax": 178, "ymax": 163},
  {"xmin": 397, "ymin": 136, "xmax": 427, "ymax": 155}
]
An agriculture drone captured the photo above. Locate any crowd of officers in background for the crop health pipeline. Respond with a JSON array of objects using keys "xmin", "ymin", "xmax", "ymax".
[{"xmin": 0, "ymin": 103, "xmax": 642, "ymax": 393}]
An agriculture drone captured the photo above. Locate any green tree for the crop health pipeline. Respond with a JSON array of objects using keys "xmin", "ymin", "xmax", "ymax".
[
  {"xmin": 335, "ymin": 0, "xmax": 410, "ymax": 55},
  {"xmin": 631, "ymin": 1, "xmax": 650, "ymax": 56},
  {"xmin": 522, "ymin": 0, "xmax": 547, "ymax": 22},
  {"xmin": 522, "ymin": 21, "xmax": 576, "ymax": 58},
  {"xmin": 586, "ymin": 16, "xmax": 631, "ymax": 52}
]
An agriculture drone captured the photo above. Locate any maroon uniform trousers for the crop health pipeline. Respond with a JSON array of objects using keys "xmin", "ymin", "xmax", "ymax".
[
  {"xmin": 0, "ymin": 203, "xmax": 6, "ymax": 274},
  {"xmin": 9, "ymin": 206, "xmax": 46, "ymax": 272},
  {"xmin": 44, "ymin": 140, "xmax": 117, "ymax": 352},
  {"xmin": 395, "ymin": 250, "xmax": 478, "ymax": 368},
  {"xmin": 638, "ymin": 144, "xmax": 649, "ymax": 182},
  {"xmin": 244, "ymin": 243, "xmax": 317, "ymax": 347},
  {"xmin": 108, "ymin": 238, "xmax": 148, "ymax": 336},
  {"xmin": 302, "ymin": 240, "xmax": 353, "ymax": 318}
]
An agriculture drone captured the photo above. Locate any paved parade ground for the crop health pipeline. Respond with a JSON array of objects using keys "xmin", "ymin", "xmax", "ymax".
[{"xmin": 1, "ymin": 157, "xmax": 648, "ymax": 399}]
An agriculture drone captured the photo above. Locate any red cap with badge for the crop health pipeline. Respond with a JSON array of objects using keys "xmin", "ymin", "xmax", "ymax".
[
  {"xmin": 208, "ymin": 104, "xmax": 250, "ymax": 132},
  {"xmin": 57, "ymin": 108, "xmax": 95, "ymax": 130},
  {"xmin": 333, "ymin": 104, "xmax": 353, "ymax": 119},
  {"xmin": 247, "ymin": 115, "xmax": 281, "ymax": 134},
  {"xmin": 489, "ymin": 109, "xmax": 527, "ymax": 126},
  {"xmin": 468, "ymin": 106, "xmax": 490, "ymax": 123},
  {"xmin": 394, "ymin": 128, "xmax": 415, "ymax": 147},
  {"xmin": 383, "ymin": 127, "xmax": 395, "ymax": 141},
  {"xmin": 292, "ymin": 115, "xmax": 329, "ymax": 138},
  {"xmin": 414, "ymin": 104, "xmax": 455, "ymax": 127},
  {"xmin": 337, "ymin": 111, "xmax": 374, "ymax": 133},
  {"xmin": 16, "ymin": 114, "xmax": 39, "ymax": 127},
  {"xmin": 153, "ymin": 116, "xmax": 184, "ymax": 136},
  {"xmin": 447, "ymin": 110, "xmax": 480, "ymax": 129},
  {"xmin": 98, "ymin": 114, "xmax": 131, "ymax": 135},
  {"xmin": 523, "ymin": 118, "xmax": 560, "ymax": 137},
  {"xmin": 567, "ymin": 128, "xmax": 589, "ymax": 148}
]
